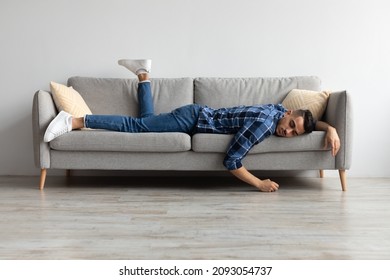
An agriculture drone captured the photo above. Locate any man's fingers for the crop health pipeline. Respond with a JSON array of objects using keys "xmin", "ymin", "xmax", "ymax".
[
  {"xmin": 324, "ymin": 138, "xmax": 340, "ymax": 157},
  {"xmin": 333, "ymin": 140, "xmax": 340, "ymax": 156},
  {"xmin": 323, "ymin": 138, "xmax": 329, "ymax": 150},
  {"xmin": 269, "ymin": 180, "xmax": 279, "ymax": 192},
  {"xmin": 260, "ymin": 179, "xmax": 279, "ymax": 192}
]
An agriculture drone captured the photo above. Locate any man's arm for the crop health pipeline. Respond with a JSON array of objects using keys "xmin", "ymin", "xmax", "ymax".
[
  {"xmin": 228, "ymin": 120, "xmax": 340, "ymax": 191},
  {"xmin": 224, "ymin": 112, "xmax": 290, "ymax": 192},
  {"xmin": 224, "ymin": 120, "xmax": 279, "ymax": 192},
  {"xmin": 230, "ymin": 166, "xmax": 279, "ymax": 192},
  {"xmin": 315, "ymin": 121, "xmax": 340, "ymax": 156}
]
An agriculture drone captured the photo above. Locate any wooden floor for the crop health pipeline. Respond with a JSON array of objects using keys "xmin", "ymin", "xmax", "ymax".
[{"xmin": 1, "ymin": 175, "xmax": 390, "ymax": 260}]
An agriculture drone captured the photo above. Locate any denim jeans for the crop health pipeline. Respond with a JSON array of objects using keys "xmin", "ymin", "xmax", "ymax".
[{"xmin": 84, "ymin": 82, "xmax": 201, "ymax": 134}]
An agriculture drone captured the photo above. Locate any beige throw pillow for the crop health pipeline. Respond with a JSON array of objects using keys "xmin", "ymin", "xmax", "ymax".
[
  {"xmin": 282, "ymin": 89, "xmax": 330, "ymax": 120},
  {"xmin": 50, "ymin": 81, "xmax": 92, "ymax": 117}
]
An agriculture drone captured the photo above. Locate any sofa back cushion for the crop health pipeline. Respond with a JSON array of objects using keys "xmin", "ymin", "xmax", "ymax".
[
  {"xmin": 194, "ymin": 76, "xmax": 321, "ymax": 108},
  {"xmin": 67, "ymin": 77, "xmax": 194, "ymax": 116},
  {"xmin": 67, "ymin": 76, "xmax": 321, "ymax": 115}
]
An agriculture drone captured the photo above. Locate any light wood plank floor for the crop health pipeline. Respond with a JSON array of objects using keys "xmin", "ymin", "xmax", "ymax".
[{"xmin": 1, "ymin": 175, "xmax": 389, "ymax": 260}]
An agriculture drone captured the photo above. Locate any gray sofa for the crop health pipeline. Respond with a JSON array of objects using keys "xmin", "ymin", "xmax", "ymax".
[{"xmin": 32, "ymin": 76, "xmax": 352, "ymax": 190}]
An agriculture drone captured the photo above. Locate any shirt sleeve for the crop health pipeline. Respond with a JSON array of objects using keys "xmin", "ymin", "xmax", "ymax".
[{"xmin": 223, "ymin": 119, "xmax": 274, "ymax": 170}]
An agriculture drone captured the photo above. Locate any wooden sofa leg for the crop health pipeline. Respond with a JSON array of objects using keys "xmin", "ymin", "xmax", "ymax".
[
  {"xmin": 40, "ymin": 169, "xmax": 47, "ymax": 190},
  {"xmin": 339, "ymin": 169, "xmax": 347, "ymax": 191},
  {"xmin": 319, "ymin": 170, "xmax": 324, "ymax": 178}
]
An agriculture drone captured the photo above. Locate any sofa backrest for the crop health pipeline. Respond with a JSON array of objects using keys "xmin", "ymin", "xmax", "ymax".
[
  {"xmin": 68, "ymin": 77, "xmax": 194, "ymax": 116},
  {"xmin": 194, "ymin": 76, "xmax": 321, "ymax": 108},
  {"xmin": 68, "ymin": 76, "xmax": 321, "ymax": 115}
]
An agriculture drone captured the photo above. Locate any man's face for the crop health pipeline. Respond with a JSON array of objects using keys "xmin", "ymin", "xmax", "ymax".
[{"xmin": 275, "ymin": 111, "xmax": 305, "ymax": 137}]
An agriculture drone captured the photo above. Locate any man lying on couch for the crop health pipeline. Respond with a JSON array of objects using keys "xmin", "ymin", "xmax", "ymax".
[{"xmin": 44, "ymin": 59, "xmax": 340, "ymax": 192}]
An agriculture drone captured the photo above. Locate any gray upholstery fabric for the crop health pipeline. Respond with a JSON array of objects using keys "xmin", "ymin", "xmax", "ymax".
[
  {"xmin": 68, "ymin": 77, "xmax": 194, "ymax": 115},
  {"xmin": 50, "ymin": 130, "xmax": 191, "ymax": 152},
  {"xmin": 32, "ymin": 90, "xmax": 57, "ymax": 168},
  {"xmin": 50, "ymin": 150, "xmax": 335, "ymax": 171},
  {"xmin": 192, "ymin": 132, "xmax": 328, "ymax": 154},
  {"xmin": 194, "ymin": 76, "xmax": 321, "ymax": 108},
  {"xmin": 323, "ymin": 90, "xmax": 352, "ymax": 169}
]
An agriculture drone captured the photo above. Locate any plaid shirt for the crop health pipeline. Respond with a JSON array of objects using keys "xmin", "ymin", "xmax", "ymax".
[{"xmin": 195, "ymin": 104, "xmax": 286, "ymax": 170}]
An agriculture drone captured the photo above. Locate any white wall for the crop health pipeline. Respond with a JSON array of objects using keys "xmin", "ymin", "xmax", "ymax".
[{"xmin": 1, "ymin": 0, "xmax": 389, "ymax": 177}]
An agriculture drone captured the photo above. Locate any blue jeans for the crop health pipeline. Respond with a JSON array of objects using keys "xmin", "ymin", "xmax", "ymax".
[{"xmin": 84, "ymin": 82, "xmax": 201, "ymax": 134}]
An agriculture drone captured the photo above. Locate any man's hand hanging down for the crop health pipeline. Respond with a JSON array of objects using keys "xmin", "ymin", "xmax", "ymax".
[
  {"xmin": 316, "ymin": 121, "xmax": 341, "ymax": 156},
  {"xmin": 230, "ymin": 166, "xmax": 279, "ymax": 192}
]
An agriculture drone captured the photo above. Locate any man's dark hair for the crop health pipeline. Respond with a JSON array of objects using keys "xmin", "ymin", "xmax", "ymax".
[{"xmin": 293, "ymin": 109, "xmax": 315, "ymax": 133}]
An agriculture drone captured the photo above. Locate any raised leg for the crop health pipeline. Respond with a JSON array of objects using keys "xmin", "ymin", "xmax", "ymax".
[
  {"xmin": 319, "ymin": 170, "xmax": 324, "ymax": 178},
  {"xmin": 137, "ymin": 80, "xmax": 154, "ymax": 118},
  {"xmin": 339, "ymin": 169, "xmax": 347, "ymax": 191},
  {"xmin": 39, "ymin": 168, "xmax": 47, "ymax": 190}
]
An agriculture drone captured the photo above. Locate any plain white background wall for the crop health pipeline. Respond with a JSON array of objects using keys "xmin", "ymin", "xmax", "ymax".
[{"xmin": 0, "ymin": 0, "xmax": 389, "ymax": 177}]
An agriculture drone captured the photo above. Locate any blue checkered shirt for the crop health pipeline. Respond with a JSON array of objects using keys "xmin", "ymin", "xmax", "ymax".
[{"xmin": 195, "ymin": 104, "xmax": 286, "ymax": 170}]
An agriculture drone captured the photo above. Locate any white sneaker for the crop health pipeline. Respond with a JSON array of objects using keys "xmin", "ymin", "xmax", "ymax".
[
  {"xmin": 44, "ymin": 111, "xmax": 72, "ymax": 142},
  {"xmin": 118, "ymin": 59, "xmax": 152, "ymax": 75}
]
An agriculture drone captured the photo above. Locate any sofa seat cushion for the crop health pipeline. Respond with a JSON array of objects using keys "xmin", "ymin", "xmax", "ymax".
[
  {"xmin": 192, "ymin": 132, "xmax": 328, "ymax": 154},
  {"xmin": 50, "ymin": 130, "xmax": 191, "ymax": 152}
]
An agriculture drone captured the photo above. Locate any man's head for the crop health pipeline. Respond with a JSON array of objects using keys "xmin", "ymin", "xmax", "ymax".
[{"xmin": 275, "ymin": 109, "xmax": 314, "ymax": 137}]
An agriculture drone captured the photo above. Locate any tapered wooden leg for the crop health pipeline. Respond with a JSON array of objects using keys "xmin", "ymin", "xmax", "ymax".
[
  {"xmin": 339, "ymin": 169, "xmax": 347, "ymax": 191},
  {"xmin": 319, "ymin": 170, "xmax": 324, "ymax": 178},
  {"xmin": 39, "ymin": 169, "xmax": 47, "ymax": 190}
]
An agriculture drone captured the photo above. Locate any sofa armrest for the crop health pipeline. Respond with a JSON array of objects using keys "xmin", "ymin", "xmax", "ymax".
[
  {"xmin": 323, "ymin": 90, "xmax": 353, "ymax": 169},
  {"xmin": 32, "ymin": 90, "xmax": 57, "ymax": 169}
]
